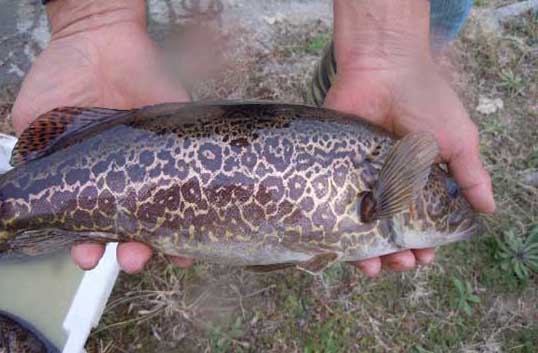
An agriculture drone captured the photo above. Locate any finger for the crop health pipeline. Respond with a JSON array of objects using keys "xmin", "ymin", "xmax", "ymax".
[
  {"xmin": 349, "ymin": 257, "xmax": 382, "ymax": 277},
  {"xmin": 117, "ymin": 242, "xmax": 153, "ymax": 274},
  {"xmin": 381, "ymin": 250, "xmax": 416, "ymax": 272},
  {"xmin": 170, "ymin": 256, "xmax": 194, "ymax": 268},
  {"xmin": 448, "ymin": 140, "xmax": 495, "ymax": 214},
  {"xmin": 413, "ymin": 248, "xmax": 435, "ymax": 265},
  {"xmin": 71, "ymin": 243, "xmax": 105, "ymax": 270}
]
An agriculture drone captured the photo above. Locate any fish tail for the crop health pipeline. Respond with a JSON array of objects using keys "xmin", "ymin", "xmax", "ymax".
[{"xmin": 305, "ymin": 40, "xmax": 336, "ymax": 107}]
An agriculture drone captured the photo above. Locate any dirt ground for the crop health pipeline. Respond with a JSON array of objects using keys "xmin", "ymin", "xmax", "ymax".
[{"xmin": 0, "ymin": 1, "xmax": 537, "ymax": 352}]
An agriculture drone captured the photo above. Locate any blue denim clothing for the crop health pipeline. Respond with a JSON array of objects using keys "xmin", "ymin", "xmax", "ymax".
[{"xmin": 430, "ymin": 0, "xmax": 474, "ymax": 49}]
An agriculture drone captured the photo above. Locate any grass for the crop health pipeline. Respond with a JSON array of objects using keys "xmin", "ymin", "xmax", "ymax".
[
  {"xmin": 504, "ymin": 325, "xmax": 538, "ymax": 353},
  {"xmin": 497, "ymin": 68, "xmax": 525, "ymax": 97},
  {"xmin": 304, "ymin": 33, "xmax": 331, "ymax": 55},
  {"xmin": 83, "ymin": 3, "xmax": 538, "ymax": 353},
  {"xmin": 450, "ymin": 277, "xmax": 481, "ymax": 316}
]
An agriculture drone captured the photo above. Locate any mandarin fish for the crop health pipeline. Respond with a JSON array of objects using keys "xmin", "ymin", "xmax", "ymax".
[{"xmin": 0, "ymin": 102, "xmax": 478, "ymax": 273}]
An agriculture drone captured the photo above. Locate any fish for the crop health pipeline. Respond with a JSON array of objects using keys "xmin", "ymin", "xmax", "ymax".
[
  {"xmin": 0, "ymin": 311, "xmax": 59, "ymax": 353},
  {"xmin": 0, "ymin": 101, "xmax": 478, "ymax": 273}
]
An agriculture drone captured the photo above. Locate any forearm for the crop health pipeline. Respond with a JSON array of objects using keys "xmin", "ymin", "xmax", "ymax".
[
  {"xmin": 45, "ymin": 0, "xmax": 147, "ymax": 39},
  {"xmin": 333, "ymin": 0, "xmax": 431, "ymax": 71}
]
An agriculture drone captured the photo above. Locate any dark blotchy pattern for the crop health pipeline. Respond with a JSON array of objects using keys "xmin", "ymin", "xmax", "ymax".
[{"xmin": 0, "ymin": 102, "xmax": 474, "ymax": 265}]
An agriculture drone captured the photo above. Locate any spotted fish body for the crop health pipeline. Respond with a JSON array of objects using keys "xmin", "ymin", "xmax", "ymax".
[{"xmin": 0, "ymin": 102, "xmax": 477, "ymax": 271}]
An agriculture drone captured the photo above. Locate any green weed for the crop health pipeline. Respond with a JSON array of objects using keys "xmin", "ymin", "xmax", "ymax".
[
  {"xmin": 504, "ymin": 325, "xmax": 538, "ymax": 353},
  {"xmin": 208, "ymin": 317, "xmax": 245, "ymax": 353},
  {"xmin": 410, "ymin": 346, "xmax": 434, "ymax": 353},
  {"xmin": 497, "ymin": 68, "xmax": 525, "ymax": 96},
  {"xmin": 451, "ymin": 278, "xmax": 481, "ymax": 316},
  {"xmin": 495, "ymin": 226, "xmax": 538, "ymax": 281},
  {"xmin": 305, "ymin": 33, "xmax": 331, "ymax": 55},
  {"xmin": 304, "ymin": 318, "xmax": 352, "ymax": 353}
]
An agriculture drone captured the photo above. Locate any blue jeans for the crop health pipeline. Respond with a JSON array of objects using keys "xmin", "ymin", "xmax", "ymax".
[{"xmin": 430, "ymin": 0, "xmax": 473, "ymax": 50}]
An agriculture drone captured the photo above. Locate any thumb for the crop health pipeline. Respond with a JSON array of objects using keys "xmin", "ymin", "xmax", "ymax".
[{"xmin": 446, "ymin": 130, "xmax": 495, "ymax": 214}]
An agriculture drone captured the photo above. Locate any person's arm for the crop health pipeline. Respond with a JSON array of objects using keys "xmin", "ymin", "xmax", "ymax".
[
  {"xmin": 12, "ymin": 0, "xmax": 193, "ymax": 273},
  {"xmin": 325, "ymin": 0, "xmax": 495, "ymax": 276}
]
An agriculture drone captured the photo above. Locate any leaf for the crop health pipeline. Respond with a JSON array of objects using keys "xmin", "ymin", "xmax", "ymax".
[
  {"xmin": 463, "ymin": 302, "xmax": 473, "ymax": 316},
  {"xmin": 465, "ymin": 281, "xmax": 474, "ymax": 293},
  {"xmin": 496, "ymin": 237, "xmax": 513, "ymax": 254},
  {"xmin": 528, "ymin": 226, "xmax": 538, "ymax": 238},
  {"xmin": 452, "ymin": 278, "xmax": 465, "ymax": 295},
  {"xmin": 526, "ymin": 259, "xmax": 538, "ymax": 271},
  {"xmin": 496, "ymin": 251, "xmax": 512, "ymax": 259},
  {"xmin": 524, "ymin": 242, "xmax": 538, "ymax": 254},
  {"xmin": 514, "ymin": 261, "xmax": 529, "ymax": 280},
  {"xmin": 467, "ymin": 295, "xmax": 481, "ymax": 304}
]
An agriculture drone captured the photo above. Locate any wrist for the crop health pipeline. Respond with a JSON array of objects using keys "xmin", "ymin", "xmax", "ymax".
[
  {"xmin": 333, "ymin": 0, "xmax": 432, "ymax": 71},
  {"xmin": 46, "ymin": 0, "xmax": 147, "ymax": 39}
]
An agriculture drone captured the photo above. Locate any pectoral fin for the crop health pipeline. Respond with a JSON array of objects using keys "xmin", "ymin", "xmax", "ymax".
[{"xmin": 360, "ymin": 132, "xmax": 439, "ymax": 222}]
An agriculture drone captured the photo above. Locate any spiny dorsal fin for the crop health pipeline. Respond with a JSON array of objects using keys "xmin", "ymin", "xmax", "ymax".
[
  {"xmin": 11, "ymin": 107, "xmax": 128, "ymax": 166},
  {"xmin": 361, "ymin": 132, "xmax": 440, "ymax": 222}
]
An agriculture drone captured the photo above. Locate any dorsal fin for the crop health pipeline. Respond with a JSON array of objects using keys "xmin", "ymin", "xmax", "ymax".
[{"xmin": 11, "ymin": 107, "xmax": 128, "ymax": 166}]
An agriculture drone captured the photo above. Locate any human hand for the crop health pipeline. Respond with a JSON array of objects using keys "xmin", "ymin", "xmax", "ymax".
[
  {"xmin": 11, "ymin": 0, "xmax": 194, "ymax": 273},
  {"xmin": 325, "ymin": 0, "xmax": 495, "ymax": 276}
]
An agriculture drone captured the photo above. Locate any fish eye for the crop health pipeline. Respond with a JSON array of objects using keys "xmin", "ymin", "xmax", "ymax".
[
  {"xmin": 445, "ymin": 177, "xmax": 460, "ymax": 199},
  {"xmin": 358, "ymin": 191, "xmax": 377, "ymax": 223}
]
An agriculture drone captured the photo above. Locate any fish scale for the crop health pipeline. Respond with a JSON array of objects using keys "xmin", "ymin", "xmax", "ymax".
[{"xmin": 0, "ymin": 101, "xmax": 477, "ymax": 273}]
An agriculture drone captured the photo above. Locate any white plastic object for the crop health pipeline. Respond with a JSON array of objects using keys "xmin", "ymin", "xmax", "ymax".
[
  {"xmin": 0, "ymin": 133, "xmax": 17, "ymax": 173},
  {"xmin": 62, "ymin": 243, "xmax": 120, "ymax": 353}
]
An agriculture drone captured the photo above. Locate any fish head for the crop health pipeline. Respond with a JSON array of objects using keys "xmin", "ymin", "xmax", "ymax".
[{"xmin": 391, "ymin": 165, "xmax": 479, "ymax": 249}]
